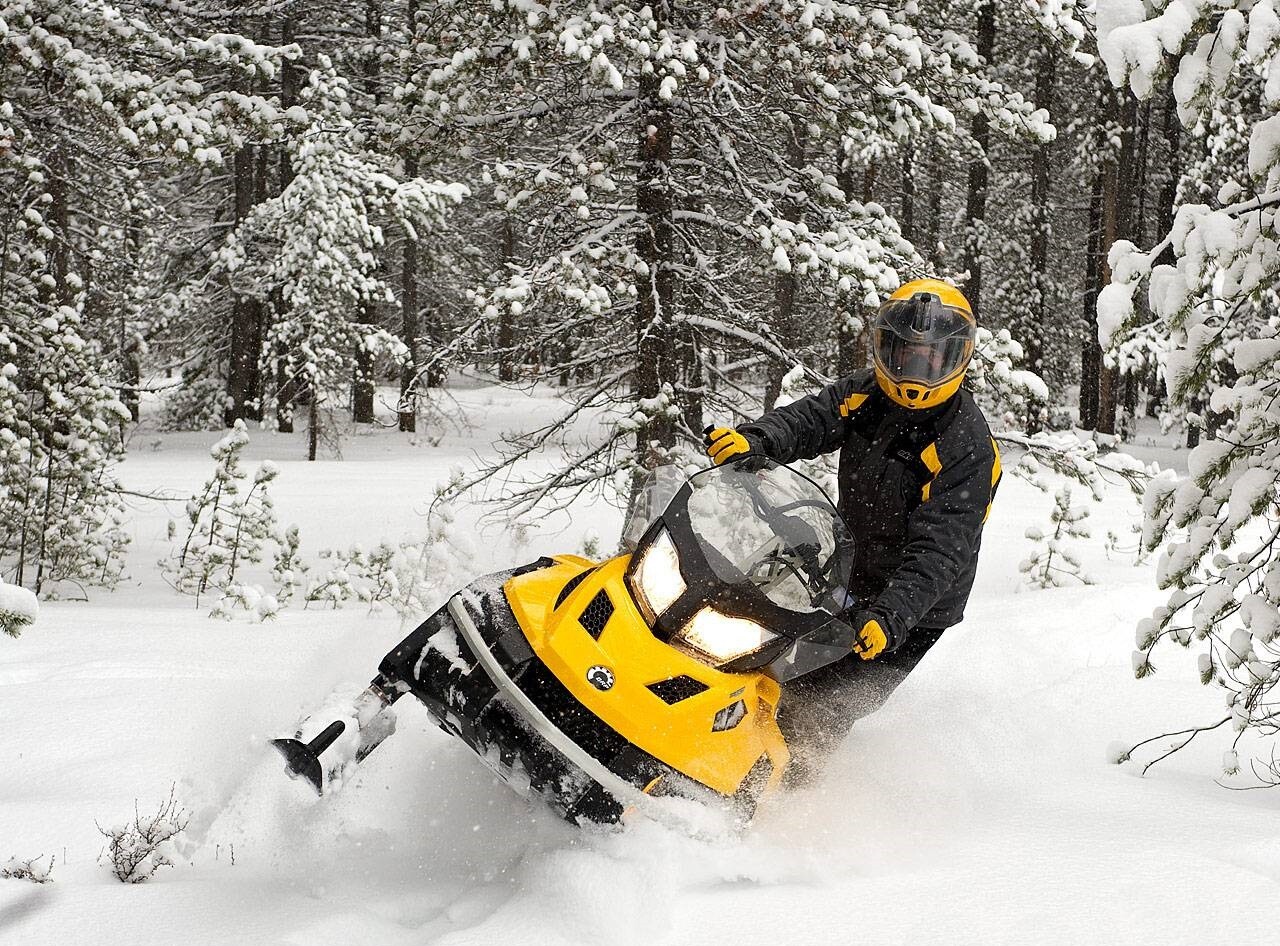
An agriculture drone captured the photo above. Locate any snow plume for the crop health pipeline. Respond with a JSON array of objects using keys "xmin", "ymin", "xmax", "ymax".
[{"xmin": 1095, "ymin": 0, "xmax": 1280, "ymax": 783}]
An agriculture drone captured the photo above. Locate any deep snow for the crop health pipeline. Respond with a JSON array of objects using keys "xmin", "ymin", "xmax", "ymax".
[{"xmin": 2, "ymin": 383, "xmax": 1277, "ymax": 945}]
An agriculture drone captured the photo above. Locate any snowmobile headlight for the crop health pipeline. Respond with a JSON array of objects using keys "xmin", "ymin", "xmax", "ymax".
[
  {"xmin": 632, "ymin": 528, "xmax": 686, "ymax": 621},
  {"xmin": 677, "ymin": 607, "xmax": 777, "ymax": 663}
]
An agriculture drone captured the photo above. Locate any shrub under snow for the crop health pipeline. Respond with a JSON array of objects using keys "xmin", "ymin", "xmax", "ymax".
[
  {"xmin": 2, "ymin": 854, "xmax": 54, "ymax": 884},
  {"xmin": 0, "ymin": 581, "xmax": 38, "ymax": 638},
  {"xmin": 98, "ymin": 789, "xmax": 189, "ymax": 884}
]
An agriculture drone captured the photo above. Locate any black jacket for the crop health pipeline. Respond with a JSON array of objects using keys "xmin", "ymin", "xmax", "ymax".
[{"xmin": 739, "ymin": 369, "xmax": 1000, "ymax": 648}]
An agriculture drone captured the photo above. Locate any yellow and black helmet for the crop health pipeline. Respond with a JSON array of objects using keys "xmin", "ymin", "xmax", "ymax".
[{"xmin": 871, "ymin": 278, "xmax": 976, "ymax": 410}]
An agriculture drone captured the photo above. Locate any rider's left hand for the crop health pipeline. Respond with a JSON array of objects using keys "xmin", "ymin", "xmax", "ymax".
[
  {"xmin": 850, "ymin": 611, "xmax": 892, "ymax": 661},
  {"xmin": 703, "ymin": 426, "xmax": 756, "ymax": 465}
]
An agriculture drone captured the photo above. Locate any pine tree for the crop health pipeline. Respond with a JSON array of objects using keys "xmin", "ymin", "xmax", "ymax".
[
  {"xmin": 217, "ymin": 61, "xmax": 466, "ymax": 456},
  {"xmin": 1096, "ymin": 0, "xmax": 1280, "ymax": 783},
  {"xmin": 0, "ymin": 0, "xmax": 293, "ymax": 592},
  {"xmin": 1020, "ymin": 484, "xmax": 1093, "ymax": 588},
  {"xmin": 163, "ymin": 421, "xmax": 281, "ymax": 608},
  {"xmin": 404, "ymin": 0, "xmax": 1049, "ymax": 518}
]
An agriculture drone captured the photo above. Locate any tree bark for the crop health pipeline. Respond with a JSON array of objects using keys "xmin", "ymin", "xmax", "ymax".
[
  {"xmin": 764, "ymin": 95, "xmax": 808, "ymax": 411},
  {"xmin": 398, "ymin": 0, "xmax": 420, "ymax": 434},
  {"xmin": 922, "ymin": 144, "xmax": 943, "ymax": 266},
  {"xmin": 399, "ymin": 156, "xmax": 421, "ymax": 432},
  {"xmin": 836, "ymin": 155, "xmax": 875, "ymax": 375},
  {"xmin": 1079, "ymin": 172, "xmax": 1103, "ymax": 431},
  {"xmin": 1024, "ymin": 43, "xmax": 1055, "ymax": 432},
  {"xmin": 962, "ymin": 0, "xmax": 996, "ymax": 313},
  {"xmin": 225, "ymin": 138, "xmax": 260, "ymax": 427},
  {"xmin": 1096, "ymin": 89, "xmax": 1139, "ymax": 437},
  {"xmin": 632, "ymin": 0, "xmax": 677, "ymax": 484},
  {"xmin": 900, "ymin": 142, "xmax": 916, "ymax": 247},
  {"xmin": 275, "ymin": 11, "xmax": 300, "ymax": 433},
  {"xmin": 351, "ymin": 0, "xmax": 383, "ymax": 425},
  {"xmin": 1155, "ymin": 82, "xmax": 1181, "ymax": 268},
  {"xmin": 497, "ymin": 214, "xmax": 517, "ymax": 382}
]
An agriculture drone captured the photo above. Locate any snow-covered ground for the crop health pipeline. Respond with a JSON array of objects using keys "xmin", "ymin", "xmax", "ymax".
[{"xmin": 3, "ymin": 384, "xmax": 1275, "ymax": 945}]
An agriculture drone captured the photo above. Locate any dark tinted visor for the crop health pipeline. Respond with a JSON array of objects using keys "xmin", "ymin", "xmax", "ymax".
[{"xmin": 873, "ymin": 295, "xmax": 975, "ymax": 385}]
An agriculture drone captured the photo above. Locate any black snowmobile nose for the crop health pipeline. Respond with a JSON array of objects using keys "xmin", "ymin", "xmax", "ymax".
[{"xmin": 271, "ymin": 719, "xmax": 345, "ymax": 795}]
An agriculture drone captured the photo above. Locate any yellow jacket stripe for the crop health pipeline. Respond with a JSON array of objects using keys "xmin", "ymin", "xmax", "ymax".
[
  {"xmin": 984, "ymin": 438, "xmax": 1002, "ymax": 522},
  {"xmin": 838, "ymin": 393, "xmax": 868, "ymax": 417},
  {"xmin": 919, "ymin": 442, "xmax": 942, "ymax": 501}
]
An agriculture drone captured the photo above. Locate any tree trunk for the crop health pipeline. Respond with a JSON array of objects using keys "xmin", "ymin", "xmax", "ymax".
[
  {"xmin": 1079, "ymin": 173, "xmax": 1103, "ymax": 431},
  {"xmin": 398, "ymin": 0, "xmax": 420, "ymax": 434},
  {"xmin": 1024, "ymin": 43, "xmax": 1055, "ymax": 432},
  {"xmin": 836, "ymin": 155, "xmax": 875, "ymax": 375},
  {"xmin": 1096, "ymin": 88, "xmax": 1139, "ymax": 437},
  {"xmin": 225, "ymin": 138, "xmax": 260, "ymax": 427},
  {"xmin": 1026, "ymin": 44, "xmax": 1054, "ymax": 378},
  {"xmin": 632, "ymin": 0, "xmax": 677, "ymax": 486},
  {"xmin": 497, "ymin": 214, "xmax": 517, "ymax": 382},
  {"xmin": 962, "ymin": 0, "xmax": 996, "ymax": 313},
  {"xmin": 47, "ymin": 147, "xmax": 71, "ymax": 307},
  {"xmin": 764, "ymin": 96, "xmax": 808, "ymax": 411},
  {"xmin": 1155, "ymin": 82, "xmax": 1181, "ymax": 268},
  {"xmin": 923, "ymin": 144, "xmax": 943, "ymax": 266},
  {"xmin": 121, "ymin": 209, "xmax": 142, "ymax": 422},
  {"xmin": 351, "ymin": 0, "xmax": 383, "ymax": 425},
  {"xmin": 900, "ymin": 142, "xmax": 916, "ymax": 247},
  {"xmin": 275, "ymin": 12, "xmax": 299, "ymax": 433},
  {"xmin": 399, "ymin": 166, "xmax": 420, "ymax": 432}
]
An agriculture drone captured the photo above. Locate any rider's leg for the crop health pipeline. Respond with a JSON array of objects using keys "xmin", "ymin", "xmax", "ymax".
[{"xmin": 777, "ymin": 627, "xmax": 945, "ymax": 784}]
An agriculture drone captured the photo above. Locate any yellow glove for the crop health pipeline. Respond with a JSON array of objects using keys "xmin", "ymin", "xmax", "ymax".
[
  {"xmin": 852, "ymin": 615, "xmax": 889, "ymax": 661},
  {"xmin": 703, "ymin": 426, "xmax": 753, "ymax": 465}
]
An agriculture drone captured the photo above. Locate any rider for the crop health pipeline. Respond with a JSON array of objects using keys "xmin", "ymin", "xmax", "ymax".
[{"xmin": 704, "ymin": 278, "xmax": 1001, "ymax": 762}]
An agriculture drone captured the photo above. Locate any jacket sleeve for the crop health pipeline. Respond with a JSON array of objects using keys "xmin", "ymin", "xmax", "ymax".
[
  {"xmin": 870, "ymin": 436, "xmax": 998, "ymax": 644},
  {"xmin": 737, "ymin": 376, "xmax": 861, "ymax": 463}
]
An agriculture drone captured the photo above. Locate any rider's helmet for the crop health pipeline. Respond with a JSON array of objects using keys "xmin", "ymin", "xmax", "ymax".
[{"xmin": 871, "ymin": 278, "xmax": 976, "ymax": 410}]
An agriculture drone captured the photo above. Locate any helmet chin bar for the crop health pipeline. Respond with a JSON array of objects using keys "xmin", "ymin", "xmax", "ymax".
[{"xmin": 874, "ymin": 369, "xmax": 967, "ymax": 409}]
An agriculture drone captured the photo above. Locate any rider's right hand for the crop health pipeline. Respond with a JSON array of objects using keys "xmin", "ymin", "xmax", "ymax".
[{"xmin": 704, "ymin": 426, "xmax": 754, "ymax": 465}]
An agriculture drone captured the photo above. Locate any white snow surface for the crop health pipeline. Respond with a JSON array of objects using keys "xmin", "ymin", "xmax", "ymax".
[{"xmin": 3, "ymin": 382, "xmax": 1277, "ymax": 944}]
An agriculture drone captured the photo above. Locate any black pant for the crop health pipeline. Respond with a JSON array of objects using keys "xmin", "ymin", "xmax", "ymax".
[{"xmin": 777, "ymin": 627, "xmax": 945, "ymax": 782}]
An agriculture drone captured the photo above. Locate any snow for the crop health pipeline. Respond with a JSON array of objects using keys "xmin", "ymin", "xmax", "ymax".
[
  {"xmin": 3, "ymin": 383, "xmax": 1277, "ymax": 944},
  {"xmin": 0, "ymin": 581, "xmax": 38, "ymax": 624}
]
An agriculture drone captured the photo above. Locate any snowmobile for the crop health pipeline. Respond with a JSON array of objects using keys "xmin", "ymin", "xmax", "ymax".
[{"xmin": 272, "ymin": 457, "xmax": 857, "ymax": 824}]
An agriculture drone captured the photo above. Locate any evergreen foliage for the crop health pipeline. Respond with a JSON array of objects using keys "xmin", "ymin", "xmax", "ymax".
[
  {"xmin": 1020, "ymin": 483, "xmax": 1093, "ymax": 588},
  {"xmin": 163, "ymin": 420, "xmax": 281, "ymax": 608},
  {"xmin": 1094, "ymin": 0, "xmax": 1280, "ymax": 783}
]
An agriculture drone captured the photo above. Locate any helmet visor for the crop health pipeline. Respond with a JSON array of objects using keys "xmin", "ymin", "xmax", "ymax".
[{"xmin": 873, "ymin": 295, "xmax": 975, "ymax": 387}]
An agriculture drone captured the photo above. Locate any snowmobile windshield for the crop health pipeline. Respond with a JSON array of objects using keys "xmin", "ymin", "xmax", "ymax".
[
  {"xmin": 683, "ymin": 460, "xmax": 852, "ymax": 616},
  {"xmin": 872, "ymin": 294, "xmax": 975, "ymax": 386}
]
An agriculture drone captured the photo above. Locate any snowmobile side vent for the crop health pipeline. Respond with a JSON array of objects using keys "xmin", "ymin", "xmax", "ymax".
[
  {"xmin": 578, "ymin": 589, "xmax": 614, "ymax": 640},
  {"xmin": 711, "ymin": 699, "xmax": 748, "ymax": 732},
  {"xmin": 555, "ymin": 567, "xmax": 596, "ymax": 610},
  {"xmin": 646, "ymin": 675, "xmax": 710, "ymax": 705}
]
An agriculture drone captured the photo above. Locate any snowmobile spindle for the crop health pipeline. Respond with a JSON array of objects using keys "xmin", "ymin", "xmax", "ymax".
[{"xmin": 271, "ymin": 720, "xmax": 345, "ymax": 794}]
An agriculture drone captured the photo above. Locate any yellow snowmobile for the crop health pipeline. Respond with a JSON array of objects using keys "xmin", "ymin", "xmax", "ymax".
[{"xmin": 273, "ymin": 457, "xmax": 857, "ymax": 823}]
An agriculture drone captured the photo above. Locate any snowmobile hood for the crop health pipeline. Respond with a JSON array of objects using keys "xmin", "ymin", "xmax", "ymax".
[{"xmin": 503, "ymin": 554, "xmax": 789, "ymax": 796}]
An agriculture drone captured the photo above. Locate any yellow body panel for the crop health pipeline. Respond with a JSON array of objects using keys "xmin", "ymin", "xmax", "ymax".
[{"xmin": 504, "ymin": 555, "xmax": 790, "ymax": 796}]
